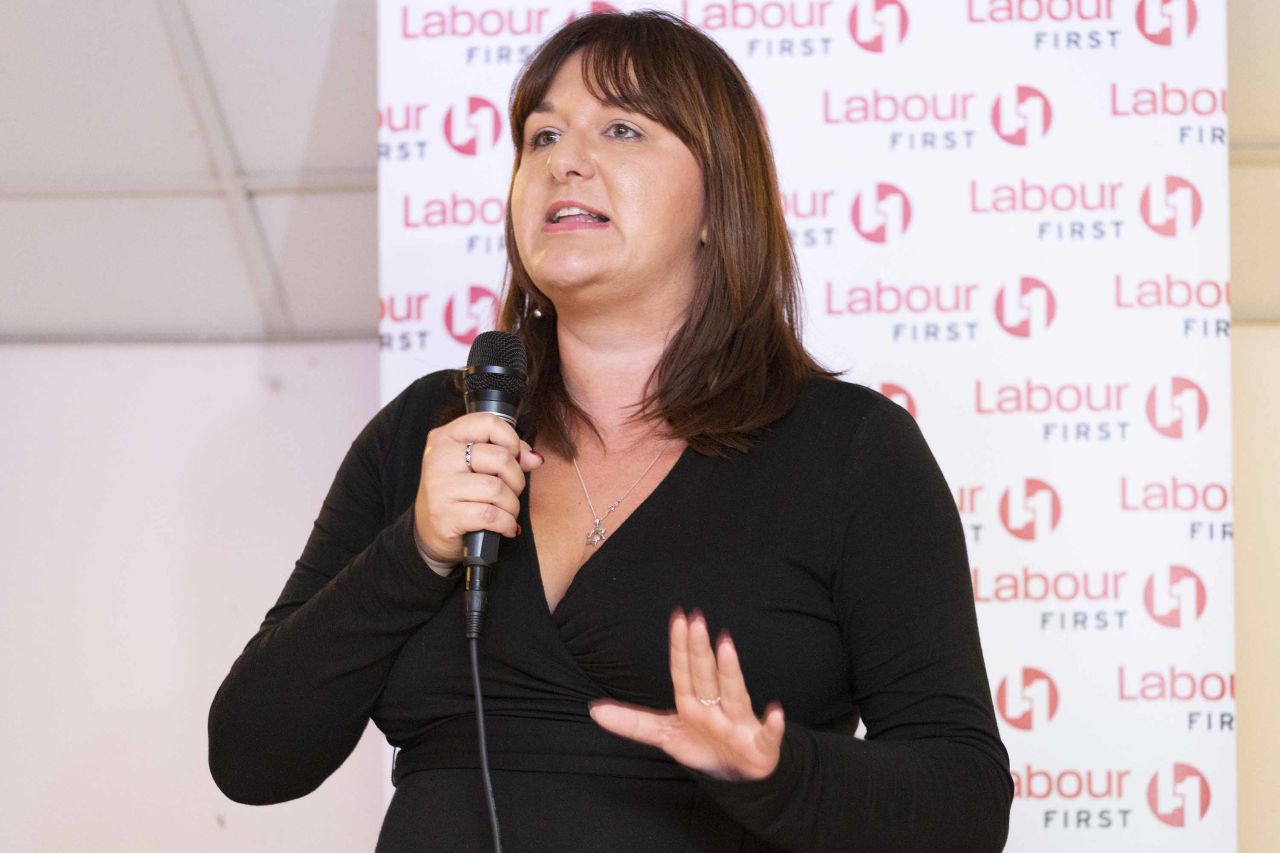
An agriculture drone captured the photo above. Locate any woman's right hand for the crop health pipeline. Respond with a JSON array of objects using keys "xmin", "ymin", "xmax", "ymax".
[{"xmin": 412, "ymin": 412, "xmax": 544, "ymax": 576}]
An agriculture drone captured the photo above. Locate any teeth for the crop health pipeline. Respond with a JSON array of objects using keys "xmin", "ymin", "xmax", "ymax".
[{"xmin": 553, "ymin": 206, "xmax": 604, "ymax": 222}]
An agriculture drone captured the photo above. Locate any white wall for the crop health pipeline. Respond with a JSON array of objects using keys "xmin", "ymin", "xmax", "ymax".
[{"xmin": 0, "ymin": 341, "xmax": 390, "ymax": 852}]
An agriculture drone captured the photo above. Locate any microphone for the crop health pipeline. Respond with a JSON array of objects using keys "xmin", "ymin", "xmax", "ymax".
[
  {"xmin": 461, "ymin": 330, "xmax": 528, "ymax": 640},
  {"xmin": 460, "ymin": 330, "xmax": 526, "ymax": 850}
]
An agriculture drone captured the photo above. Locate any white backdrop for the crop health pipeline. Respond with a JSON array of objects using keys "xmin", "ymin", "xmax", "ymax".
[{"xmin": 377, "ymin": 2, "xmax": 1234, "ymax": 848}]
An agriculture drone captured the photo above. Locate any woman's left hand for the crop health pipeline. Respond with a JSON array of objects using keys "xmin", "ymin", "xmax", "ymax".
[{"xmin": 588, "ymin": 608, "xmax": 786, "ymax": 781}]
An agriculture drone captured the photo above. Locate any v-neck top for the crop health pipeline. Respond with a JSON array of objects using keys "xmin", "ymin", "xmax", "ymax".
[
  {"xmin": 208, "ymin": 371, "xmax": 1013, "ymax": 851},
  {"xmin": 529, "ymin": 440, "xmax": 694, "ymax": 619}
]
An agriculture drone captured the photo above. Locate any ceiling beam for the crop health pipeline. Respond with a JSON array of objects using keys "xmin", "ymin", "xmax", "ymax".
[
  {"xmin": 0, "ymin": 331, "xmax": 376, "ymax": 346},
  {"xmin": 154, "ymin": 0, "xmax": 296, "ymax": 337},
  {"xmin": 0, "ymin": 170, "xmax": 376, "ymax": 199},
  {"xmin": 1231, "ymin": 143, "xmax": 1280, "ymax": 166}
]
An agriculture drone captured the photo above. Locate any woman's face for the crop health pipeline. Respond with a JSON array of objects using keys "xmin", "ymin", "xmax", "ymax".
[{"xmin": 510, "ymin": 51, "xmax": 707, "ymax": 311}]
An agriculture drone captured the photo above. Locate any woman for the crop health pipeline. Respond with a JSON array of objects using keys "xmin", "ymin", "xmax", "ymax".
[{"xmin": 209, "ymin": 11, "xmax": 1013, "ymax": 851}]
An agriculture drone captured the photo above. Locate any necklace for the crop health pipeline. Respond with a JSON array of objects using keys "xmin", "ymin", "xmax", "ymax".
[{"xmin": 572, "ymin": 447, "xmax": 667, "ymax": 546}]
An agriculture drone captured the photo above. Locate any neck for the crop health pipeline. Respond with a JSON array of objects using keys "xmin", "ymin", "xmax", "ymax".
[{"xmin": 554, "ymin": 309, "xmax": 680, "ymax": 453}]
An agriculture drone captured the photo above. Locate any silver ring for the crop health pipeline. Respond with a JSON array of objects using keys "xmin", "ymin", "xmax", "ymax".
[
  {"xmin": 697, "ymin": 695, "xmax": 721, "ymax": 707},
  {"xmin": 465, "ymin": 442, "xmax": 475, "ymax": 472}
]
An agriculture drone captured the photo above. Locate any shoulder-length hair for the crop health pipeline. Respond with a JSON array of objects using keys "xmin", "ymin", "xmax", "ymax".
[{"xmin": 499, "ymin": 10, "xmax": 832, "ymax": 456}]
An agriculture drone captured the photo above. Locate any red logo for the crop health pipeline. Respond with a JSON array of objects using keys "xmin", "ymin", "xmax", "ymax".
[
  {"xmin": 1136, "ymin": 0, "xmax": 1198, "ymax": 46},
  {"xmin": 444, "ymin": 285, "xmax": 498, "ymax": 346},
  {"xmin": 1147, "ymin": 763, "xmax": 1211, "ymax": 827},
  {"xmin": 995, "ymin": 667, "xmax": 1060, "ymax": 731},
  {"xmin": 566, "ymin": 2, "xmax": 621, "ymax": 23},
  {"xmin": 991, "ymin": 86, "xmax": 1053, "ymax": 146},
  {"xmin": 851, "ymin": 183, "xmax": 912, "ymax": 243},
  {"xmin": 1143, "ymin": 565, "xmax": 1207, "ymax": 628},
  {"xmin": 848, "ymin": 0, "xmax": 909, "ymax": 52},
  {"xmin": 1140, "ymin": 175, "xmax": 1203, "ymax": 237},
  {"xmin": 994, "ymin": 276, "xmax": 1056, "ymax": 338},
  {"xmin": 442, "ymin": 97, "xmax": 502, "ymax": 157},
  {"xmin": 880, "ymin": 383, "xmax": 917, "ymax": 418},
  {"xmin": 999, "ymin": 479, "xmax": 1062, "ymax": 540},
  {"xmin": 1145, "ymin": 376, "xmax": 1209, "ymax": 439}
]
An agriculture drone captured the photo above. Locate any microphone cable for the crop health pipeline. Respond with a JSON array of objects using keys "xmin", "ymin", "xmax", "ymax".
[{"xmin": 469, "ymin": 633, "xmax": 502, "ymax": 852}]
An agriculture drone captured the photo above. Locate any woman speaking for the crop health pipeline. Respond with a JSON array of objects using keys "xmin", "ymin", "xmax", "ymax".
[{"xmin": 209, "ymin": 10, "xmax": 1013, "ymax": 851}]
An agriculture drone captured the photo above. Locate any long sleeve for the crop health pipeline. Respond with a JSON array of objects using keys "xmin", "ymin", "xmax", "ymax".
[
  {"xmin": 696, "ymin": 398, "xmax": 1013, "ymax": 851},
  {"xmin": 208, "ymin": 378, "xmax": 461, "ymax": 805}
]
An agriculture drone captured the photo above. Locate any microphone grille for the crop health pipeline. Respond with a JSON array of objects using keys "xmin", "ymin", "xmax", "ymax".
[{"xmin": 465, "ymin": 331, "xmax": 527, "ymax": 395}]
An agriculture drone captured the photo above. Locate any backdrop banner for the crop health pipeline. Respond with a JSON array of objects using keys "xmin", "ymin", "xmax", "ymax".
[{"xmin": 377, "ymin": 2, "xmax": 1234, "ymax": 848}]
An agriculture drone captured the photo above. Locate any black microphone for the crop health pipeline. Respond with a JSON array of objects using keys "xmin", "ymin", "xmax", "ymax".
[{"xmin": 461, "ymin": 330, "xmax": 528, "ymax": 640}]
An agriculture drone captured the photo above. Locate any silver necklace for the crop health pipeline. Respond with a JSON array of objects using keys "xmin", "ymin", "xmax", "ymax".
[{"xmin": 572, "ymin": 447, "xmax": 667, "ymax": 546}]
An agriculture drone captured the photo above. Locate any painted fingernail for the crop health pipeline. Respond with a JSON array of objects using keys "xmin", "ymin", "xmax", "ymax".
[{"xmin": 516, "ymin": 523, "xmax": 523, "ymax": 536}]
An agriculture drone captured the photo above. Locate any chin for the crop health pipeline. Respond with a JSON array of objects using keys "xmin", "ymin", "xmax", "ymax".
[{"xmin": 533, "ymin": 261, "xmax": 610, "ymax": 293}]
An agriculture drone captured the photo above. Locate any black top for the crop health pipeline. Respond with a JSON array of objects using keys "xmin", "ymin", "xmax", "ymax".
[{"xmin": 208, "ymin": 372, "xmax": 1013, "ymax": 852}]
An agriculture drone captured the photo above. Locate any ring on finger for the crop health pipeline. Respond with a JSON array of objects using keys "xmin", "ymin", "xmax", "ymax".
[
  {"xmin": 697, "ymin": 695, "xmax": 722, "ymax": 706},
  {"xmin": 464, "ymin": 442, "xmax": 475, "ymax": 473}
]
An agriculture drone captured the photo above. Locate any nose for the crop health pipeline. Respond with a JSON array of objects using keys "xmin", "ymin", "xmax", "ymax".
[{"xmin": 546, "ymin": 132, "xmax": 596, "ymax": 182}]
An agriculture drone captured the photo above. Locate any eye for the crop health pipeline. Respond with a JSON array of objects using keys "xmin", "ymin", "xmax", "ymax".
[
  {"xmin": 528, "ymin": 129, "xmax": 558, "ymax": 149},
  {"xmin": 526, "ymin": 122, "xmax": 641, "ymax": 150},
  {"xmin": 607, "ymin": 122, "xmax": 640, "ymax": 140}
]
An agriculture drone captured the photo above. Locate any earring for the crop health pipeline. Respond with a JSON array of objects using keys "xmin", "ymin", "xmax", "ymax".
[{"xmin": 525, "ymin": 291, "xmax": 545, "ymax": 318}]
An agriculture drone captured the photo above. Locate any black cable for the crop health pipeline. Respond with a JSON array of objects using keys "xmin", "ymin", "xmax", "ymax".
[{"xmin": 469, "ymin": 636, "xmax": 502, "ymax": 852}]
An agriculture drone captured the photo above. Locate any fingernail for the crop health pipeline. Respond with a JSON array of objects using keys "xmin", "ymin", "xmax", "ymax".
[
  {"xmin": 516, "ymin": 523, "xmax": 523, "ymax": 536},
  {"xmin": 587, "ymin": 703, "xmax": 598, "ymax": 720}
]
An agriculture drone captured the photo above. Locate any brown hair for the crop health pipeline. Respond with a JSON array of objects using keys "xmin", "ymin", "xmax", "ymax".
[{"xmin": 498, "ymin": 9, "xmax": 832, "ymax": 456}]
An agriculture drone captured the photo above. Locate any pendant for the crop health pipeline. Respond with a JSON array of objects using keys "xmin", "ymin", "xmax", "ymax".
[{"xmin": 586, "ymin": 524, "xmax": 607, "ymax": 546}]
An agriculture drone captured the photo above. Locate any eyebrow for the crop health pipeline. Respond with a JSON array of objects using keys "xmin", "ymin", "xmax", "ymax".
[
  {"xmin": 523, "ymin": 98, "xmax": 645, "ymax": 132},
  {"xmin": 522, "ymin": 101, "xmax": 557, "ymax": 134}
]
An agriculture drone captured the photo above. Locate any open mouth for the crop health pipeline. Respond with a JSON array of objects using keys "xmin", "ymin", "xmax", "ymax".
[
  {"xmin": 550, "ymin": 212, "xmax": 609, "ymax": 224},
  {"xmin": 546, "ymin": 203, "xmax": 611, "ymax": 225}
]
